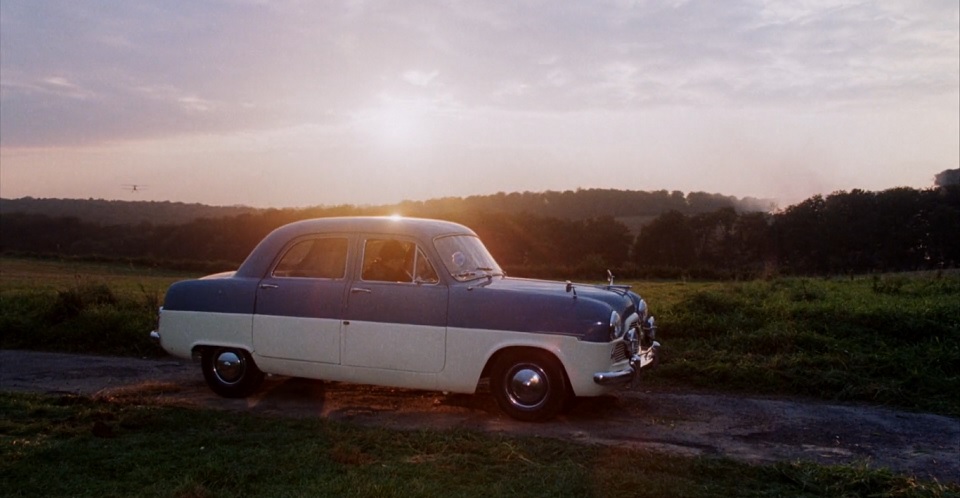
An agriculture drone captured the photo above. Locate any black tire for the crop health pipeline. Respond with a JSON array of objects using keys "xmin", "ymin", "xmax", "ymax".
[
  {"xmin": 490, "ymin": 350, "xmax": 568, "ymax": 422},
  {"xmin": 201, "ymin": 347, "xmax": 265, "ymax": 398}
]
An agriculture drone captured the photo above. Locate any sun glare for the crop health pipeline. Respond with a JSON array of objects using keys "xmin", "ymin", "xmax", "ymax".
[{"xmin": 353, "ymin": 97, "xmax": 429, "ymax": 148}]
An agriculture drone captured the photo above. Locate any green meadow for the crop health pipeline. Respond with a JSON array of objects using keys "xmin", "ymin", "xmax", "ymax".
[
  {"xmin": 639, "ymin": 275, "xmax": 960, "ymax": 417},
  {"xmin": 1, "ymin": 392, "xmax": 954, "ymax": 498},
  {"xmin": 1, "ymin": 257, "xmax": 958, "ymax": 496}
]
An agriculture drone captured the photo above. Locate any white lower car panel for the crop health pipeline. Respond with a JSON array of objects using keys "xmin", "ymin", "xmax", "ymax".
[
  {"xmin": 161, "ymin": 311, "xmax": 621, "ymax": 397},
  {"xmin": 341, "ymin": 320, "xmax": 445, "ymax": 373},
  {"xmin": 252, "ymin": 315, "xmax": 341, "ymax": 364},
  {"xmin": 158, "ymin": 310, "xmax": 254, "ymax": 358}
]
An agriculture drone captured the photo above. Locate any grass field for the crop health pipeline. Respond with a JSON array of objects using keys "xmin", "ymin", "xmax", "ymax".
[
  {"xmin": 0, "ymin": 257, "xmax": 193, "ymax": 357},
  {"xmin": 1, "ymin": 256, "xmax": 958, "ymax": 415},
  {"xmin": 0, "ymin": 257, "xmax": 193, "ymax": 294},
  {"xmin": 2, "ymin": 257, "xmax": 958, "ymax": 496},
  {"xmin": 1, "ymin": 392, "xmax": 954, "ymax": 498},
  {"xmin": 638, "ymin": 275, "xmax": 960, "ymax": 416}
]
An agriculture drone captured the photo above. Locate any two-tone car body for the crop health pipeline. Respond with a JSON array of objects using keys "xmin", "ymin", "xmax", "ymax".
[{"xmin": 151, "ymin": 216, "xmax": 659, "ymax": 421}]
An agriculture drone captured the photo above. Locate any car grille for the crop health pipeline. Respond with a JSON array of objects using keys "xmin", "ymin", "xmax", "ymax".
[{"xmin": 611, "ymin": 341, "xmax": 629, "ymax": 362}]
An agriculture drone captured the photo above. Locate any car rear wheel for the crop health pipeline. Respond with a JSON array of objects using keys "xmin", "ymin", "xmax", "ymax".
[
  {"xmin": 201, "ymin": 347, "xmax": 264, "ymax": 398},
  {"xmin": 490, "ymin": 350, "xmax": 567, "ymax": 422}
]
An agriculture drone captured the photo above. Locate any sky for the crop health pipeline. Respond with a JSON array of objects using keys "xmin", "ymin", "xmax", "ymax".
[{"xmin": 1, "ymin": 0, "xmax": 957, "ymax": 209}]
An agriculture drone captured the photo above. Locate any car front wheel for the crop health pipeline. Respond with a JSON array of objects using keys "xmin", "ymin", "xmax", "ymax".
[
  {"xmin": 201, "ymin": 347, "xmax": 264, "ymax": 398},
  {"xmin": 490, "ymin": 350, "xmax": 568, "ymax": 422}
]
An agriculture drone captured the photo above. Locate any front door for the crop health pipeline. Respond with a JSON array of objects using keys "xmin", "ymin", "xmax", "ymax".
[{"xmin": 342, "ymin": 238, "xmax": 447, "ymax": 373}]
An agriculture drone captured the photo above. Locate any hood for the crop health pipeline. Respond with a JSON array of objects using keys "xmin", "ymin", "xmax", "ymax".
[{"xmin": 447, "ymin": 277, "xmax": 636, "ymax": 342}]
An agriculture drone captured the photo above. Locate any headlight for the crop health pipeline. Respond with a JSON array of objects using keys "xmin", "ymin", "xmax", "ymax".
[
  {"xmin": 609, "ymin": 310, "xmax": 624, "ymax": 340},
  {"xmin": 624, "ymin": 326, "xmax": 639, "ymax": 354},
  {"xmin": 636, "ymin": 298, "xmax": 648, "ymax": 319}
]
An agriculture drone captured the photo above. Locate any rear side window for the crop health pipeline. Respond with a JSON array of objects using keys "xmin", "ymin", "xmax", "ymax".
[{"xmin": 273, "ymin": 237, "xmax": 348, "ymax": 279}]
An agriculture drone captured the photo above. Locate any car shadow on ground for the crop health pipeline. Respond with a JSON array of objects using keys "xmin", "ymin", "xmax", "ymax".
[{"xmin": 221, "ymin": 376, "xmax": 634, "ymax": 424}]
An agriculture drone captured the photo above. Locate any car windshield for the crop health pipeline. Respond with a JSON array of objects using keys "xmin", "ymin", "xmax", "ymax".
[{"xmin": 434, "ymin": 235, "xmax": 503, "ymax": 281}]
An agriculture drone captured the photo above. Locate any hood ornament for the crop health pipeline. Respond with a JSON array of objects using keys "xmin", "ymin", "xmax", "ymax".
[{"xmin": 565, "ymin": 281, "xmax": 578, "ymax": 299}]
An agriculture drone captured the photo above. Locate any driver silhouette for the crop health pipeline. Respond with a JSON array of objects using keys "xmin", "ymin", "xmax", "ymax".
[{"xmin": 363, "ymin": 240, "xmax": 411, "ymax": 282}]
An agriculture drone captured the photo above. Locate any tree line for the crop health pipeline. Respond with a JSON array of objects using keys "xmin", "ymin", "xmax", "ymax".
[
  {"xmin": 2, "ymin": 186, "xmax": 957, "ymax": 279},
  {"xmin": 634, "ymin": 186, "xmax": 959, "ymax": 278},
  {"xmin": 0, "ymin": 189, "xmax": 772, "ymax": 227}
]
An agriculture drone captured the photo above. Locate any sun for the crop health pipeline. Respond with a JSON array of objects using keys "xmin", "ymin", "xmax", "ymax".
[
  {"xmin": 374, "ymin": 106, "xmax": 419, "ymax": 146},
  {"xmin": 354, "ymin": 96, "xmax": 429, "ymax": 148}
]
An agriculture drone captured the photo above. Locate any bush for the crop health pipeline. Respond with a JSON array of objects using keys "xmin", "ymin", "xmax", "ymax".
[{"xmin": 1, "ymin": 282, "xmax": 161, "ymax": 357}]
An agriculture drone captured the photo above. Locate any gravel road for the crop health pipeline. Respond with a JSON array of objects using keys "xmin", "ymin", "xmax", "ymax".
[{"xmin": 1, "ymin": 349, "xmax": 957, "ymax": 483}]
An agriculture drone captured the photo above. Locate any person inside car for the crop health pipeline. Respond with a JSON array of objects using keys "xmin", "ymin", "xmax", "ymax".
[{"xmin": 363, "ymin": 239, "xmax": 412, "ymax": 282}]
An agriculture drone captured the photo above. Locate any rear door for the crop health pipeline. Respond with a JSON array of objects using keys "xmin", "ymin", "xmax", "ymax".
[{"xmin": 252, "ymin": 235, "xmax": 350, "ymax": 364}]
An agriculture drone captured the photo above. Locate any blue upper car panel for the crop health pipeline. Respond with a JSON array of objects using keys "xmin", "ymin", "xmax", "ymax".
[
  {"xmin": 161, "ymin": 216, "xmax": 636, "ymax": 342},
  {"xmin": 163, "ymin": 277, "xmax": 258, "ymax": 314},
  {"xmin": 447, "ymin": 278, "xmax": 634, "ymax": 341}
]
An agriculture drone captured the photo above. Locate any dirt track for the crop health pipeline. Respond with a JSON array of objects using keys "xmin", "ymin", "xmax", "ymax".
[{"xmin": 1, "ymin": 349, "xmax": 957, "ymax": 483}]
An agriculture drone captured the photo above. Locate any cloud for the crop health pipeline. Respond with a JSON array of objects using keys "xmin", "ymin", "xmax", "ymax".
[
  {"xmin": 402, "ymin": 70, "xmax": 440, "ymax": 87},
  {"xmin": 0, "ymin": 0, "xmax": 956, "ymax": 152}
]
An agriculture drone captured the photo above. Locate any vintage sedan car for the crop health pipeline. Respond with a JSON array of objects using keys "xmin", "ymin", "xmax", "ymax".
[{"xmin": 150, "ymin": 216, "xmax": 659, "ymax": 421}]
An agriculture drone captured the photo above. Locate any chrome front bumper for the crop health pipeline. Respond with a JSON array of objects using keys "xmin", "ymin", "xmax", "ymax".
[{"xmin": 593, "ymin": 341, "xmax": 660, "ymax": 386}]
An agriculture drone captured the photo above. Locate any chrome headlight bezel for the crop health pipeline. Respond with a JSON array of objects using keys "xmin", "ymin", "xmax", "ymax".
[
  {"xmin": 636, "ymin": 298, "xmax": 648, "ymax": 320},
  {"xmin": 624, "ymin": 326, "xmax": 639, "ymax": 355},
  {"xmin": 609, "ymin": 310, "xmax": 624, "ymax": 340}
]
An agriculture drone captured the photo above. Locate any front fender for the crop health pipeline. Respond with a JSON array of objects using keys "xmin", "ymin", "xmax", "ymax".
[{"xmin": 444, "ymin": 327, "xmax": 617, "ymax": 397}]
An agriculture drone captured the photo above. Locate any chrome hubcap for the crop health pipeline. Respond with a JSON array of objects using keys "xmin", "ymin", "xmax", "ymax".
[
  {"xmin": 214, "ymin": 351, "xmax": 244, "ymax": 384},
  {"xmin": 507, "ymin": 366, "xmax": 548, "ymax": 408}
]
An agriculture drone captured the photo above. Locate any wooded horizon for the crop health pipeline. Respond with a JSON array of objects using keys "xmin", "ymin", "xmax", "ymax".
[{"xmin": 2, "ymin": 186, "xmax": 957, "ymax": 279}]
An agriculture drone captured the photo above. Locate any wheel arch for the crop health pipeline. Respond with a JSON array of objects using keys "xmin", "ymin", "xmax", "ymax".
[
  {"xmin": 191, "ymin": 342, "xmax": 255, "ymax": 361},
  {"xmin": 480, "ymin": 345, "xmax": 571, "ymax": 387}
]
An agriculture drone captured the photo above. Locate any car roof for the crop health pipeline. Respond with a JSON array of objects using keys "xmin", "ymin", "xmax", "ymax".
[
  {"xmin": 274, "ymin": 216, "xmax": 475, "ymax": 240},
  {"xmin": 235, "ymin": 216, "xmax": 476, "ymax": 278}
]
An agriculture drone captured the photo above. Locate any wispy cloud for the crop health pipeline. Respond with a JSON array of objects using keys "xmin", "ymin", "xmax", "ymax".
[
  {"xmin": 2, "ymin": 0, "xmax": 955, "ymax": 147},
  {"xmin": 0, "ymin": 0, "xmax": 956, "ymax": 207}
]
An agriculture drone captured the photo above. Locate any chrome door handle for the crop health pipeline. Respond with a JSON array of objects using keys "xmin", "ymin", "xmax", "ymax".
[
  {"xmin": 259, "ymin": 283, "xmax": 279, "ymax": 290},
  {"xmin": 350, "ymin": 287, "xmax": 372, "ymax": 294}
]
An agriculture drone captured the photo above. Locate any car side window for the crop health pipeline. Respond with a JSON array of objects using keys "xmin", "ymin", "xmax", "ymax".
[
  {"xmin": 414, "ymin": 247, "xmax": 439, "ymax": 284},
  {"xmin": 362, "ymin": 239, "xmax": 414, "ymax": 282},
  {"xmin": 273, "ymin": 237, "xmax": 348, "ymax": 279}
]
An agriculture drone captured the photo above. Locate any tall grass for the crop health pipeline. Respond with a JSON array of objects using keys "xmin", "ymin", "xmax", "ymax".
[
  {"xmin": 0, "ymin": 257, "xmax": 192, "ymax": 357},
  {"xmin": 645, "ymin": 274, "xmax": 960, "ymax": 416},
  {"xmin": 0, "ymin": 283, "xmax": 159, "ymax": 357}
]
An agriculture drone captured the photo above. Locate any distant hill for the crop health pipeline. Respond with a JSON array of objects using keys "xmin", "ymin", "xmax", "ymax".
[
  {"xmin": 0, "ymin": 189, "xmax": 776, "ymax": 227},
  {"xmin": 0, "ymin": 198, "xmax": 260, "ymax": 226},
  {"xmin": 393, "ymin": 189, "xmax": 776, "ymax": 234}
]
